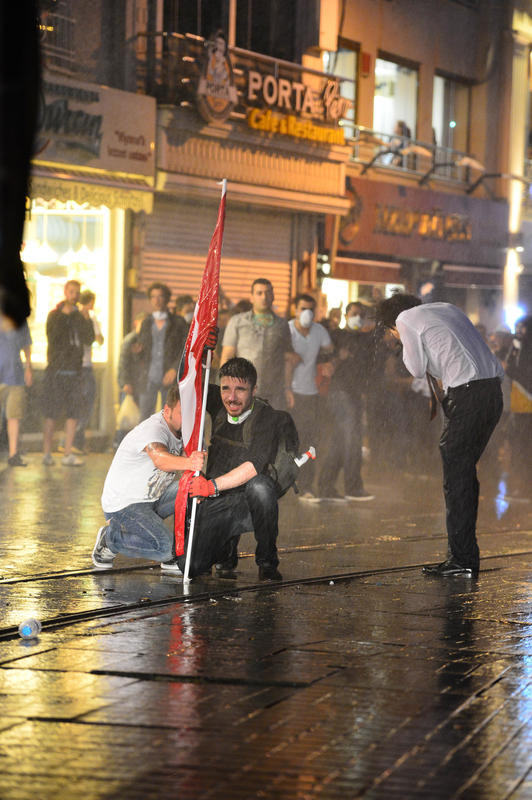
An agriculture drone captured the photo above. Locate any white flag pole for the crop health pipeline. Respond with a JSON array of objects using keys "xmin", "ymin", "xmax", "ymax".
[{"xmin": 183, "ymin": 348, "xmax": 212, "ymax": 585}]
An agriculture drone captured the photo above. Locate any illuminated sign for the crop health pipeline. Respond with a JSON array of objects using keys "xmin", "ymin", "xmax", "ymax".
[
  {"xmin": 196, "ymin": 32, "xmax": 238, "ymax": 123},
  {"xmin": 374, "ymin": 204, "xmax": 472, "ymax": 242},
  {"xmin": 247, "ymin": 108, "xmax": 345, "ymax": 144}
]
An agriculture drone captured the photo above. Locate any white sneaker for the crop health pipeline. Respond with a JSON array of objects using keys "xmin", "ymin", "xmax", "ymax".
[
  {"xmin": 42, "ymin": 453, "xmax": 54, "ymax": 466},
  {"xmin": 92, "ymin": 526, "xmax": 115, "ymax": 569},
  {"xmin": 160, "ymin": 558, "xmax": 183, "ymax": 574},
  {"xmin": 62, "ymin": 454, "xmax": 84, "ymax": 466},
  {"xmin": 298, "ymin": 492, "xmax": 321, "ymax": 503},
  {"xmin": 345, "ymin": 491, "xmax": 375, "ymax": 501}
]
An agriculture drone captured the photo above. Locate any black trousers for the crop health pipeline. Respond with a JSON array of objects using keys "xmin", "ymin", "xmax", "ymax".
[
  {"xmin": 440, "ymin": 378, "xmax": 503, "ymax": 569},
  {"xmin": 291, "ymin": 393, "xmax": 319, "ymax": 493},
  {"xmin": 179, "ymin": 474, "xmax": 279, "ymax": 577}
]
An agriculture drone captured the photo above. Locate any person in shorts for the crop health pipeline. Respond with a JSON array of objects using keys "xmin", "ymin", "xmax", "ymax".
[{"xmin": 41, "ymin": 280, "xmax": 94, "ymax": 466}]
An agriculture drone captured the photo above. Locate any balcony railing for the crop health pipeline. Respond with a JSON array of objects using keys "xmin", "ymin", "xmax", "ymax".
[
  {"xmin": 127, "ymin": 31, "xmax": 355, "ymax": 119},
  {"xmin": 350, "ymin": 126, "xmax": 476, "ymax": 184},
  {"xmin": 126, "ymin": 31, "xmax": 480, "ymax": 188}
]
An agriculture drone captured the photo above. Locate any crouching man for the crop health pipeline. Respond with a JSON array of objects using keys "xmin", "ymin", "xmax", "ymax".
[
  {"xmin": 173, "ymin": 357, "xmax": 283, "ymax": 582},
  {"xmin": 92, "ymin": 385, "xmax": 205, "ymax": 568}
]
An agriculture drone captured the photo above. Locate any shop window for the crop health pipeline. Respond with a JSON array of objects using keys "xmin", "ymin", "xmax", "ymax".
[
  {"xmin": 164, "ymin": 0, "xmax": 229, "ymax": 39},
  {"xmin": 39, "ymin": 0, "xmax": 76, "ymax": 72},
  {"xmin": 323, "ymin": 46, "xmax": 357, "ymax": 139},
  {"xmin": 373, "ymin": 57, "xmax": 418, "ymax": 140},
  {"xmin": 22, "ymin": 201, "xmax": 110, "ymax": 366},
  {"xmin": 432, "ymin": 75, "xmax": 470, "ymax": 152}
]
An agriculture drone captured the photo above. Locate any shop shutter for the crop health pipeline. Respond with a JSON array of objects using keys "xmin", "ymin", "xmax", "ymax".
[{"xmin": 141, "ymin": 196, "xmax": 294, "ymax": 313}]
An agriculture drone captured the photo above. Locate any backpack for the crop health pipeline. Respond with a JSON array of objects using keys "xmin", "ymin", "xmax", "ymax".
[{"xmin": 213, "ymin": 399, "xmax": 300, "ymax": 497}]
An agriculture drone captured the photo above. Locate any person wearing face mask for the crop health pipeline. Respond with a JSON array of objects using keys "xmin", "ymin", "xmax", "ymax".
[
  {"xmin": 505, "ymin": 314, "xmax": 532, "ymax": 497},
  {"xmin": 137, "ymin": 283, "xmax": 188, "ymax": 420},
  {"xmin": 288, "ymin": 294, "xmax": 333, "ymax": 500},
  {"xmin": 318, "ymin": 301, "xmax": 375, "ymax": 502}
]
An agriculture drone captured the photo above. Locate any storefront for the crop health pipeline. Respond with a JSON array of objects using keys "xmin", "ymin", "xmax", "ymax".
[
  {"xmin": 22, "ymin": 74, "xmax": 156, "ymax": 443},
  {"xmin": 322, "ymin": 175, "xmax": 509, "ymax": 329},
  {"xmin": 131, "ymin": 33, "xmax": 351, "ymax": 318}
]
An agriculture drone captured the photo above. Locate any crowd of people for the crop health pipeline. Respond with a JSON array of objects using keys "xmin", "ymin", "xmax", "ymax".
[
  {"xmin": 83, "ymin": 276, "xmax": 530, "ymax": 582},
  {"xmin": 1, "ymin": 278, "xmax": 530, "ymax": 504},
  {"xmin": 1, "ymin": 276, "xmax": 531, "ymax": 577}
]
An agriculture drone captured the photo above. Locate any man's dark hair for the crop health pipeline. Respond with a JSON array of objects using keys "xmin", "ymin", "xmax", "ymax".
[
  {"xmin": 230, "ymin": 299, "xmax": 253, "ymax": 316},
  {"xmin": 165, "ymin": 384, "xmax": 181, "ymax": 409},
  {"xmin": 251, "ymin": 278, "xmax": 273, "ymax": 293},
  {"xmin": 175, "ymin": 294, "xmax": 194, "ymax": 313},
  {"xmin": 376, "ymin": 293, "xmax": 422, "ymax": 328},
  {"xmin": 345, "ymin": 301, "xmax": 365, "ymax": 316},
  {"xmin": 147, "ymin": 282, "xmax": 171, "ymax": 303},
  {"xmin": 219, "ymin": 357, "xmax": 257, "ymax": 388},
  {"xmin": 79, "ymin": 289, "xmax": 95, "ymax": 305},
  {"xmin": 294, "ymin": 293, "xmax": 315, "ymax": 308}
]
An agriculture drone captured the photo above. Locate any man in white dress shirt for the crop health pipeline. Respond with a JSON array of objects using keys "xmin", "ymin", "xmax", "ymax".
[{"xmin": 377, "ymin": 294, "xmax": 504, "ymax": 577}]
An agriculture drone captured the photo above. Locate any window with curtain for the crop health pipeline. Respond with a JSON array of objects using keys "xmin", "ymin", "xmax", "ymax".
[{"xmin": 373, "ymin": 57, "xmax": 418, "ymax": 140}]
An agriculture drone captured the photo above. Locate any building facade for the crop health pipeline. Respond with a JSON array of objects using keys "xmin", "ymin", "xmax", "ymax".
[{"xmin": 25, "ymin": 0, "xmax": 532, "ymax": 443}]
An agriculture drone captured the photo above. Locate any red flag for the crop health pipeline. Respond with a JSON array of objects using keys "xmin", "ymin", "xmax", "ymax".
[{"xmin": 174, "ymin": 182, "xmax": 226, "ymax": 556}]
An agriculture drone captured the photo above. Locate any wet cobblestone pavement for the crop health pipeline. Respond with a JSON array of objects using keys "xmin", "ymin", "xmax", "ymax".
[{"xmin": 0, "ymin": 453, "xmax": 531, "ymax": 798}]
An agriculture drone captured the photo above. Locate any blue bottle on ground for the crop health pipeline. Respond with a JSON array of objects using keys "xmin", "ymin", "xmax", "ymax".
[{"xmin": 18, "ymin": 619, "xmax": 42, "ymax": 639}]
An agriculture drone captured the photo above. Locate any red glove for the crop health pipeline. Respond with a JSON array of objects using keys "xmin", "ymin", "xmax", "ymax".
[
  {"xmin": 204, "ymin": 327, "xmax": 218, "ymax": 351},
  {"xmin": 189, "ymin": 475, "xmax": 218, "ymax": 498}
]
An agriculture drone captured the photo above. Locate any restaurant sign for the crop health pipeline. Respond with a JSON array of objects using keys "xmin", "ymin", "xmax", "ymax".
[
  {"xmin": 325, "ymin": 177, "xmax": 508, "ymax": 267},
  {"xmin": 195, "ymin": 34, "xmax": 350, "ymax": 145}
]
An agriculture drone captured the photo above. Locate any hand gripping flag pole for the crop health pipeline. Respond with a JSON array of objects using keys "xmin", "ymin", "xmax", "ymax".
[{"xmin": 174, "ymin": 179, "xmax": 227, "ymax": 584}]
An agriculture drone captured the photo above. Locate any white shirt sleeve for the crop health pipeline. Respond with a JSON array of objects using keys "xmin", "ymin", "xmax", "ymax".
[{"xmin": 396, "ymin": 317, "xmax": 428, "ymax": 378}]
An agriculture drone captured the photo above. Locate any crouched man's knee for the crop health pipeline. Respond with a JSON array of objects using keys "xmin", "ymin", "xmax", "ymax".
[{"xmin": 244, "ymin": 474, "xmax": 277, "ymax": 506}]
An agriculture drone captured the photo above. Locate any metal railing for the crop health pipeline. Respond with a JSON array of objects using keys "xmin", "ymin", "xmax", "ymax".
[
  {"xmin": 350, "ymin": 126, "xmax": 475, "ymax": 183},
  {"xmin": 127, "ymin": 31, "xmax": 355, "ymax": 117}
]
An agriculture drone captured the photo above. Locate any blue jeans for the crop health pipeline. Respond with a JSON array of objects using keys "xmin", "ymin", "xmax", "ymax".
[{"xmin": 104, "ymin": 480, "xmax": 178, "ymax": 562}]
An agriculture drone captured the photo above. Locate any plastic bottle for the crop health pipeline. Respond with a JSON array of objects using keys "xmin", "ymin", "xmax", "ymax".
[{"xmin": 18, "ymin": 619, "xmax": 42, "ymax": 639}]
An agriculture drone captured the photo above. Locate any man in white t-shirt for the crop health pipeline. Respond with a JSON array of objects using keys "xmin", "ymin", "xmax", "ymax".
[
  {"xmin": 288, "ymin": 294, "xmax": 333, "ymax": 499},
  {"xmin": 92, "ymin": 385, "xmax": 205, "ymax": 568}
]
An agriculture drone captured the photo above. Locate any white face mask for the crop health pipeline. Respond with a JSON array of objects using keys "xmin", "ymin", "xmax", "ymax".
[
  {"xmin": 184, "ymin": 311, "xmax": 194, "ymax": 324},
  {"xmin": 152, "ymin": 310, "xmax": 168, "ymax": 321},
  {"xmin": 299, "ymin": 308, "xmax": 314, "ymax": 328},
  {"xmin": 346, "ymin": 314, "xmax": 362, "ymax": 330}
]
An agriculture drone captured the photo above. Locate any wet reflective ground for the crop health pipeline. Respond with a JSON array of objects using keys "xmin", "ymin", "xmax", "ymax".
[{"xmin": 0, "ymin": 454, "xmax": 531, "ymax": 798}]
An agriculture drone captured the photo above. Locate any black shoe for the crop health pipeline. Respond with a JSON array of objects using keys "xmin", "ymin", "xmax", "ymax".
[
  {"xmin": 8, "ymin": 453, "xmax": 27, "ymax": 467},
  {"xmin": 258, "ymin": 565, "xmax": 283, "ymax": 581},
  {"xmin": 214, "ymin": 564, "xmax": 238, "ymax": 579},
  {"xmin": 422, "ymin": 558, "xmax": 478, "ymax": 577}
]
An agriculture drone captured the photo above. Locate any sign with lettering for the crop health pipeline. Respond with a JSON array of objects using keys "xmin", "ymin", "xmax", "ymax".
[
  {"xmin": 325, "ymin": 177, "xmax": 508, "ymax": 267},
  {"xmin": 35, "ymin": 73, "xmax": 156, "ymax": 178},
  {"xmin": 245, "ymin": 70, "xmax": 350, "ymax": 144},
  {"xmin": 196, "ymin": 32, "xmax": 238, "ymax": 122}
]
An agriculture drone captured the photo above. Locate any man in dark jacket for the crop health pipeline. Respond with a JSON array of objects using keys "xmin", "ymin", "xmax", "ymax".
[
  {"xmin": 318, "ymin": 302, "xmax": 375, "ymax": 502},
  {"xmin": 138, "ymin": 282, "xmax": 188, "ymax": 420},
  {"xmin": 162, "ymin": 357, "xmax": 283, "ymax": 581},
  {"xmin": 42, "ymin": 280, "xmax": 94, "ymax": 466}
]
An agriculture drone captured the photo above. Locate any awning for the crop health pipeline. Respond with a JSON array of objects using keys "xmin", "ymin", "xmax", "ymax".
[
  {"xmin": 443, "ymin": 264, "xmax": 503, "ymax": 288},
  {"xmin": 30, "ymin": 163, "xmax": 154, "ymax": 213},
  {"xmin": 156, "ymin": 172, "xmax": 351, "ymax": 216},
  {"xmin": 333, "ymin": 257, "xmax": 402, "ymax": 283}
]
